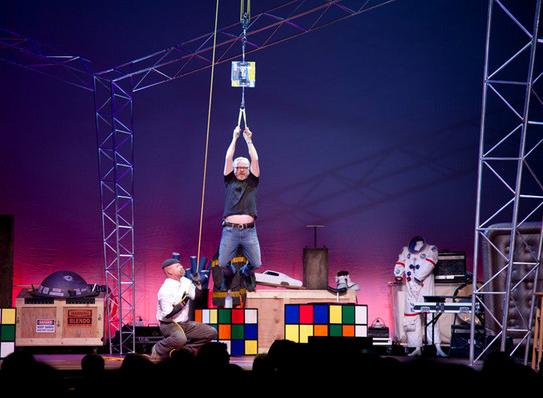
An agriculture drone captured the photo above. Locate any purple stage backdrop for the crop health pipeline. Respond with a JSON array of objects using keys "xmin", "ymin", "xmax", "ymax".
[{"xmin": 0, "ymin": 1, "xmax": 492, "ymax": 330}]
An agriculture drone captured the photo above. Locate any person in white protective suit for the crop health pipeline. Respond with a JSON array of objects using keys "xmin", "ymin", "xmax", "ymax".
[{"xmin": 393, "ymin": 236, "xmax": 447, "ymax": 357}]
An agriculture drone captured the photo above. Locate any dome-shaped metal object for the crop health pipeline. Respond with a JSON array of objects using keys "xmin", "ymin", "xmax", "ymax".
[{"xmin": 33, "ymin": 271, "xmax": 93, "ymax": 298}]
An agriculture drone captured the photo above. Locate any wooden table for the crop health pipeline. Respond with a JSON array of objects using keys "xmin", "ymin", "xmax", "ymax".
[{"xmin": 246, "ymin": 289, "xmax": 357, "ymax": 353}]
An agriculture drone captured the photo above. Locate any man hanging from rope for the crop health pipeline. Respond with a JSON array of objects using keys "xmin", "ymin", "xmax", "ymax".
[{"xmin": 218, "ymin": 125, "xmax": 261, "ymax": 292}]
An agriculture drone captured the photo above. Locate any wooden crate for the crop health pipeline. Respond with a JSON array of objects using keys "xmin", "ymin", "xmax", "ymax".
[
  {"xmin": 15, "ymin": 288, "xmax": 105, "ymax": 346},
  {"xmin": 245, "ymin": 289, "xmax": 357, "ymax": 353}
]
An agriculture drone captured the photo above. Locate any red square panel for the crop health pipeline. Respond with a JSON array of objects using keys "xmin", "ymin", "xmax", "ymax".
[
  {"xmin": 299, "ymin": 305, "xmax": 314, "ymax": 324},
  {"xmin": 231, "ymin": 309, "xmax": 244, "ymax": 324}
]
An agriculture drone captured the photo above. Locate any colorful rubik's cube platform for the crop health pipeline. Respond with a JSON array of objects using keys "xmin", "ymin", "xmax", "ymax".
[
  {"xmin": 1, "ymin": 308, "xmax": 16, "ymax": 359},
  {"xmin": 284, "ymin": 303, "xmax": 368, "ymax": 343},
  {"xmin": 194, "ymin": 308, "xmax": 258, "ymax": 356}
]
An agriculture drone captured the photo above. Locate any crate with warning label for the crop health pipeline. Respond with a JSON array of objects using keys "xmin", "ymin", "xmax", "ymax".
[{"xmin": 15, "ymin": 288, "xmax": 105, "ymax": 346}]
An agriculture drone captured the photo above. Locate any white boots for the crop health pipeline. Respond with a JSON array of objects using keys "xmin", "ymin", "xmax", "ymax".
[
  {"xmin": 335, "ymin": 271, "xmax": 360, "ymax": 291},
  {"xmin": 407, "ymin": 345, "xmax": 448, "ymax": 357},
  {"xmin": 408, "ymin": 347, "xmax": 422, "ymax": 357},
  {"xmin": 435, "ymin": 344, "xmax": 448, "ymax": 357}
]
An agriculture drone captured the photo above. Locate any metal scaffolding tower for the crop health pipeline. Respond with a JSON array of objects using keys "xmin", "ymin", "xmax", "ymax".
[
  {"xmin": 471, "ymin": 0, "xmax": 543, "ymax": 365},
  {"xmin": 94, "ymin": 72, "xmax": 136, "ymax": 354}
]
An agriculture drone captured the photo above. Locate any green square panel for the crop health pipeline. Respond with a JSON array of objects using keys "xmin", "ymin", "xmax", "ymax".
[
  {"xmin": 218, "ymin": 309, "xmax": 231, "ymax": 324},
  {"xmin": 1, "ymin": 325, "xmax": 15, "ymax": 341},
  {"xmin": 329, "ymin": 324, "xmax": 342, "ymax": 337},
  {"xmin": 231, "ymin": 324, "xmax": 244, "ymax": 340},
  {"xmin": 342, "ymin": 305, "xmax": 355, "ymax": 324}
]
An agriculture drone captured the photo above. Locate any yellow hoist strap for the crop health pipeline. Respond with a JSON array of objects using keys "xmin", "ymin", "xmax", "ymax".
[
  {"xmin": 196, "ymin": 0, "xmax": 220, "ymax": 271},
  {"xmin": 211, "ymin": 256, "xmax": 247, "ymax": 268},
  {"xmin": 240, "ymin": 0, "xmax": 251, "ymax": 21},
  {"xmin": 212, "ymin": 289, "xmax": 247, "ymax": 298}
]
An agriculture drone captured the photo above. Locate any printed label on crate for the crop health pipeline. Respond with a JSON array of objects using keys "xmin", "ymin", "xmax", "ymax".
[
  {"xmin": 36, "ymin": 319, "xmax": 55, "ymax": 333},
  {"xmin": 67, "ymin": 309, "xmax": 93, "ymax": 327}
]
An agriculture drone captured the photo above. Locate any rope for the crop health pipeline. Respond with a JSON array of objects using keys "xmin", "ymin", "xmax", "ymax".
[{"xmin": 196, "ymin": 0, "xmax": 220, "ymax": 271}]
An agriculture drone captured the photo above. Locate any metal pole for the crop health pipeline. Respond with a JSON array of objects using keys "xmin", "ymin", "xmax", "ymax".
[{"xmin": 470, "ymin": 0, "xmax": 494, "ymax": 365}]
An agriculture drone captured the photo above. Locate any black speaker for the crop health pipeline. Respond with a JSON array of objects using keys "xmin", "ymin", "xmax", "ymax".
[
  {"xmin": 135, "ymin": 326, "xmax": 162, "ymax": 353},
  {"xmin": 0, "ymin": 215, "xmax": 14, "ymax": 308},
  {"xmin": 435, "ymin": 251, "xmax": 466, "ymax": 282},
  {"xmin": 449, "ymin": 325, "xmax": 485, "ymax": 358}
]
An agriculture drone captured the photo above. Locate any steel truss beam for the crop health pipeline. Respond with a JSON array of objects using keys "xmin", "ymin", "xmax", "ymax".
[
  {"xmin": 471, "ymin": 0, "xmax": 543, "ymax": 365},
  {"xmin": 0, "ymin": 28, "xmax": 94, "ymax": 91},
  {"xmin": 105, "ymin": 0, "xmax": 396, "ymax": 91},
  {"xmin": 94, "ymin": 74, "xmax": 136, "ymax": 354}
]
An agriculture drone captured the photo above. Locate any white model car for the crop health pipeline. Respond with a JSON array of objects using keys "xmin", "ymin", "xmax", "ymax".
[{"xmin": 255, "ymin": 270, "xmax": 303, "ymax": 288}]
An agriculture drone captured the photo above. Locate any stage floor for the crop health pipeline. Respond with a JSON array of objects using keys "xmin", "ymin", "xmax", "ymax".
[{"xmin": 35, "ymin": 353, "xmax": 257, "ymax": 370}]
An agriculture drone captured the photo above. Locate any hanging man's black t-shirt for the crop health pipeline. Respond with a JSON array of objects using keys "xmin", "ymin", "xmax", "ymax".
[{"xmin": 222, "ymin": 172, "xmax": 259, "ymax": 219}]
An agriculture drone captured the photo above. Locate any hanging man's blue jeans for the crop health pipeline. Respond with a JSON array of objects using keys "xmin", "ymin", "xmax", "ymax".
[{"xmin": 218, "ymin": 224, "xmax": 261, "ymax": 291}]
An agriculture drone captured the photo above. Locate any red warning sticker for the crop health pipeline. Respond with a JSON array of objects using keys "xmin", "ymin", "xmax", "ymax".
[{"xmin": 67, "ymin": 309, "xmax": 93, "ymax": 327}]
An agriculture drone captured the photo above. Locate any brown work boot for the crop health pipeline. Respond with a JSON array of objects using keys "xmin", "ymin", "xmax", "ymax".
[{"xmin": 147, "ymin": 345, "xmax": 162, "ymax": 362}]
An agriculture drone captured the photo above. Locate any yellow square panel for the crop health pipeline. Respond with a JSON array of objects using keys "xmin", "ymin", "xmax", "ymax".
[
  {"xmin": 285, "ymin": 325, "xmax": 299, "ymax": 343},
  {"xmin": 1, "ymin": 309, "xmax": 15, "ymax": 324},
  {"xmin": 299, "ymin": 325, "xmax": 313, "ymax": 343},
  {"xmin": 209, "ymin": 309, "xmax": 218, "ymax": 324},
  {"xmin": 245, "ymin": 340, "xmax": 258, "ymax": 355},
  {"xmin": 329, "ymin": 305, "xmax": 342, "ymax": 324}
]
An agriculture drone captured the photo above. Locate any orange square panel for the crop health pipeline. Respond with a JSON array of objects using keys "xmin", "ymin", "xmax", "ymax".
[
  {"xmin": 342, "ymin": 325, "xmax": 355, "ymax": 337},
  {"xmin": 218, "ymin": 324, "xmax": 231, "ymax": 340},
  {"xmin": 314, "ymin": 325, "xmax": 328, "ymax": 336}
]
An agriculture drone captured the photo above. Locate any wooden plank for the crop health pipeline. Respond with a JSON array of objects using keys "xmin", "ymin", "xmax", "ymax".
[{"xmin": 247, "ymin": 289, "xmax": 356, "ymax": 300}]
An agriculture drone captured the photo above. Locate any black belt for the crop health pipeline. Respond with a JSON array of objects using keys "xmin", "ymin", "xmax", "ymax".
[{"xmin": 222, "ymin": 221, "xmax": 255, "ymax": 229}]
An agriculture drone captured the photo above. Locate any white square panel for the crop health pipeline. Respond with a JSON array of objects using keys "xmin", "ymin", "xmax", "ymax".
[
  {"xmin": 202, "ymin": 309, "xmax": 210, "ymax": 324},
  {"xmin": 244, "ymin": 309, "xmax": 257, "ymax": 324},
  {"xmin": 355, "ymin": 305, "xmax": 367, "ymax": 325},
  {"xmin": 355, "ymin": 325, "xmax": 368, "ymax": 337},
  {"xmin": 1, "ymin": 342, "xmax": 15, "ymax": 358}
]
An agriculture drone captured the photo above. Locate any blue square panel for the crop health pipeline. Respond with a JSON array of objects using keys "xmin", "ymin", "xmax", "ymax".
[
  {"xmin": 285, "ymin": 304, "xmax": 300, "ymax": 324},
  {"xmin": 245, "ymin": 324, "xmax": 258, "ymax": 340},
  {"xmin": 231, "ymin": 340, "xmax": 245, "ymax": 356},
  {"xmin": 314, "ymin": 304, "xmax": 329, "ymax": 324}
]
